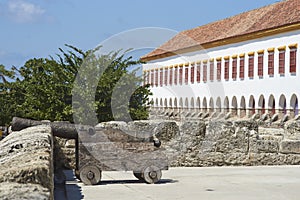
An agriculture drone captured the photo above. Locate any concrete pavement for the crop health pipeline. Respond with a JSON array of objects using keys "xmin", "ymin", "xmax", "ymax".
[{"xmin": 61, "ymin": 166, "xmax": 300, "ymax": 200}]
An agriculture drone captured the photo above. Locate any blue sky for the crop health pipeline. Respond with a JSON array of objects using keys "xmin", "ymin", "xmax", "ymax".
[{"xmin": 0, "ymin": 0, "xmax": 280, "ymax": 68}]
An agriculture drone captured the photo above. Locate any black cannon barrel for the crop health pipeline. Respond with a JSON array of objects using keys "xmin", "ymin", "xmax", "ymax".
[{"xmin": 11, "ymin": 117, "xmax": 78, "ymax": 139}]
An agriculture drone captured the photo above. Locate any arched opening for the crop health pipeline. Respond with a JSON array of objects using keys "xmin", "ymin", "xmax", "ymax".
[
  {"xmin": 216, "ymin": 97, "xmax": 221, "ymax": 112},
  {"xmin": 184, "ymin": 97, "xmax": 189, "ymax": 110},
  {"xmin": 249, "ymin": 95, "xmax": 255, "ymax": 115},
  {"xmin": 290, "ymin": 94, "xmax": 298, "ymax": 117},
  {"xmin": 240, "ymin": 96, "xmax": 246, "ymax": 117},
  {"xmin": 169, "ymin": 98, "xmax": 173, "ymax": 108},
  {"xmin": 224, "ymin": 97, "xmax": 229, "ymax": 113},
  {"xmin": 209, "ymin": 97, "xmax": 214, "ymax": 113},
  {"xmin": 231, "ymin": 96, "xmax": 238, "ymax": 116},
  {"xmin": 179, "ymin": 97, "xmax": 183, "ymax": 111},
  {"xmin": 268, "ymin": 95, "xmax": 275, "ymax": 115},
  {"xmin": 202, "ymin": 97, "xmax": 207, "ymax": 112},
  {"xmin": 190, "ymin": 97, "xmax": 195, "ymax": 110},
  {"xmin": 279, "ymin": 94, "xmax": 287, "ymax": 115},
  {"xmin": 155, "ymin": 98, "xmax": 159, "ymax": 108},
  {"xmin": 160, "ymin": 98, "xmax": 163, "ymax": 109},
  {"xmin": 174, "ymin": 98, "xmax": 178, "ymax": 109},
  {"xmin": 196, "ymin": 97, "xmax": 201, "ymax": 111},
  {"xmin": 258, "ymin": 95, "xmax": 265, "ymax": 115},
  {"xmin": 164, "ymin": 98, "xmax": 168, "ymax": 109},
  {"xmin": 150, "ymin": 98, "xmax": 154, "ymax": 107}
]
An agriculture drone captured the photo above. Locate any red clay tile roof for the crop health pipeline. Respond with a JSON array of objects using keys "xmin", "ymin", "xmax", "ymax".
[{"xmin": 141, "ymin": 0, "xmax": 300, "ymax": 61}]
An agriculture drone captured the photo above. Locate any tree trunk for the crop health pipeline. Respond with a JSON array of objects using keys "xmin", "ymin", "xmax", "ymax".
[{"xmin": 11, "ymin": 117, "xmax": 78, "ymax": 139}]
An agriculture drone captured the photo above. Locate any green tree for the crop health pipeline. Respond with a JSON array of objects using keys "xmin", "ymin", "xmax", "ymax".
[{"xmin": 0, "ymin": 45, "xmax": 152, "ymax": 125}]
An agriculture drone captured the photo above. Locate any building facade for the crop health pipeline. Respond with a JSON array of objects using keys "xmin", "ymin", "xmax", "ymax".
[{"xmin": 141, "ymin": 0, "xmax": 300, "ymax": 120}]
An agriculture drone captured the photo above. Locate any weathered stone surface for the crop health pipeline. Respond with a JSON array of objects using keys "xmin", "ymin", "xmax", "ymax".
[
  {"xmin": 280, "ymin": 140, "xmax": 300, "ymax": 154},
  {"xmin": 59, "ymin": 118, "xmax": 300, "ymax": 169},
  {"xmin": 250, "ymin": 139, "xmax": 279, "ymax": 153},
  {"xmin": 285, "ymin": 120, "xmax": 300, "ymax": 133},
  {"xmin": 0, "ymin": 125, "xmax": 53, "ymax": 200},
  {"xmin": 284, "ymin": 121, "xmax": 300, "ymax": 140},
  {"xmin": 0, "ymin": 182, "xmax": 50, "ymax": 200},
  {"xmin": 53, "ymin": 137, "xmax": 75, "ymax": 170}
]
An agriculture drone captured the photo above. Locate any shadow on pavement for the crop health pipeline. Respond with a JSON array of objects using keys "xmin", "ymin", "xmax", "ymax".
[
  {"xmin": 65, "ymin": 170, "xmax": 84, "ymax": 200},
  {"xmin": 99, "ymin": 178, "xmax": 178, "ymax": 185}
]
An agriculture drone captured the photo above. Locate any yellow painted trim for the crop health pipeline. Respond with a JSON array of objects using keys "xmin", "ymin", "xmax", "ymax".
[
  {"xmin": 184, "ymin": 62, "xmax": 189, "ymax": 66},
  {"xmin": 239, "ymin": 53, "xmax": 245, "ymax": 57},
  {"xmin": 209, "ymin": 58, "xmax": 214, "ymax": 62},
  {"xmin": 190, "ymin": 62, "xmax": 195, "ymax": 65},
  {"xmin": 216, "ymin": 57, "xmax": 222, "ymax": 61},
  {"xmin": 267, "ymin": 48, "xmax": 275, "ymax": 52},
  {"xmin": 141, "ymin": 23, "xmax": 300, "ymax": 62},
  {"xmin": 288, "ymin": 43, "xmax": 298, "ymax": 48},
  {"xmin": 248, "ymin": 52, "xmax": 255, "ymax": 56},
  {"xmin": 169, "ymin": 65, "xmax": 174, "ymax": 69},
  {"xmin": 257, "ymin": 49, "xmax": 264, "ymax": 54},
  {"xmin": 231, "ymin": 55, "xmax": 238, "ymax": 59},
  {"xmin": 174, "ymin": 64, "xmax": 178, "ymax": 68},
  {"xmin": 224, "ymin": 56, "xmax": 230, "ymax": 60},
  {"xmin": 179, "ymin": 63, "xmax": 184, "ymax": 67},
  {"xmin": 277, "ymin": 46, "xmax": 286, "ymax": 51},
  {"xmin": 203, "ymin": 60, "xmax": 208, "ymax": 63},
  {"xmin": 196, "ymin": 61, "xmax": 201, "ymax": 64}
]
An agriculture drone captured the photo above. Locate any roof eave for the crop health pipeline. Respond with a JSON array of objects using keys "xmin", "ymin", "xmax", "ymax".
[{"xmin": 141, "ymin": 22, "xmax": 300, "ymax": 62}]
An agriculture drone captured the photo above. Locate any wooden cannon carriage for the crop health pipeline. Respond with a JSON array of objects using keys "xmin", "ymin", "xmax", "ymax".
[
  {"xmin": 11, "ymin": 117, "xmax": 168, "ymax": 185},
  {"xmin": 75, "ymin": 125, "xmax": 168, "ymax": 185}
]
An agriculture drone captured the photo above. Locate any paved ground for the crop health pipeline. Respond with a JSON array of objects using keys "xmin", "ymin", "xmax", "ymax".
[{"xmin": 60, "ymin": 166, "xmax": 300, "ymax": 200}]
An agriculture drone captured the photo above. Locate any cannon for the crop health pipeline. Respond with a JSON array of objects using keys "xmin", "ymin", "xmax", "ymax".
[{"xmin": 11, "ymin": 117, "xmax": 168, "ymax": 185}]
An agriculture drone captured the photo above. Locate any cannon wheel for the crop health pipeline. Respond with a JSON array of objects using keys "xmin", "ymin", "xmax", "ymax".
[
  {"xmin": 142, "ymin": 166, "xmax": 162, "ymax": 184},
  {"xmin": 75, "ymin": 169, "xmax": 81, "ymax": 181},
  {"xmin": 133, "ymin": 171, "xmax": 144, "ymax": 181},
  {"xmin": 79, "ymin": 165, "xmax": 101, "ymax": 185}
]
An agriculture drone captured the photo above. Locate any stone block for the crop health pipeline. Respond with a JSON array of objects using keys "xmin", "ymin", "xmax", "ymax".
[
  {"xmin": 0, "ymin": 125, "xmax": 53, "ymax": 199},
  {"xmin": 280, "ymin": 140, "xmax": 300, "ymax": 154},
  {"xmin": 250, "ymin": 139, "xmax": 279, "ymax": 153}
]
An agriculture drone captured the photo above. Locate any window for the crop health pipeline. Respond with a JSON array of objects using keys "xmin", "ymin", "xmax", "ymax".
[
  {"xmin": 185, "ymin": 64, "xmax": 189, "ymax": 84},
  {"xmin": 169, "ymin": 67, "xmax": 173, "ymax": 85},
  {"xmin": 203, "ymin": 62, "xmax": 207, "ymax": 82},
  {"xmin": 279, "ymin": 50, "xmax": 285, "ymax": 75},
  {"xmin": 174, "ymin": 66, "xmax": 178, "ymax": 85},
  {"xmin": 248, "ymin": 53, "xmax": 254, "ymax": 78},
  {"xmin": 150, "ymin": 70, "xmax": 154, "ymax": 86},
  {"xmin": 290, "ymin": 47, "xmax": 297, "ymax": 74},
  {"xmin": 224, "ymin": 57, "xmax": 229, "ymax": 80},
  {"xmin": 179, "ymin": 65, "xmax": 183, "ymax": 85},
  {"xmin": 196, "ymin": 62, "xmax": 201, "ymax": 83},
  {"xmin": 143, "ymin": 71, "xmax": 148, "ymax": 85},
  {"xmin": 155, "ymin": 69, "xmax": 159, "ymax": 86},
  {"xmin": 164, "ymin": 68, "xmax": 168, "ymax": 86},
  {"xmin": 268, "ymin": 50, "xmax": 274, "ymax": 76},
  {"xmin": 210, "ymin": 60, "xmax": 214, "ymax": 81},
  {"xmin": 232, "ymin": 57, "xmax": 237, "ymax": 80},
  {"xmin": 217, "ymin": 58, "xmax": 221, "ymax": 81},
  {"xmin": 160, "ymin": 68, "xmax": 163, "ymax": 86},
  {"xmin": 258, "ymin": 52, "xmax": 264, "ymax": 77},
  {"xmin": 190, "ymin": 63, "xmax": 195, "ymax": 83},
  {"xmin": 239, "ymin": 55, "xmax": 245, "ymax": 79},
  {"xmin": 147, "ymin": 71, "xmax": 150, "ymax": 85}
]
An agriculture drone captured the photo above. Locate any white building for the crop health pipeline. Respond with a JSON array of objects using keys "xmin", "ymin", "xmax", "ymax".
[{"xmin": 141, "ymin": 0, "xmax": 300, "ymax": 120}]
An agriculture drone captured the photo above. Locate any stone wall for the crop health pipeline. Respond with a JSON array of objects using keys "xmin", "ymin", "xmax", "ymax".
[
  {"xmin": 168, "ymin": 120, "xmax": 300, "ymax": 167},
  {"xmin": 0, "ymin": 125, "xmax": 54, "ymax": 200},
  {"xmin": 55, "ymin": 119, "xmax": 300, "ymax": 171}
]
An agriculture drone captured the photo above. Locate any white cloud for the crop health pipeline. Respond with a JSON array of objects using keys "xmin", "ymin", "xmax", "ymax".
[{"xmin": 7, "ymin": 0, "xmax": 45, "ymax": 23}]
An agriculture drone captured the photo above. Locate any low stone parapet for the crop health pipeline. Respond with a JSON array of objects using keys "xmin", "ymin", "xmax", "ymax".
[{"xmin": 0, "ymin": 125, "xmax": 53, "ymax": 200}]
